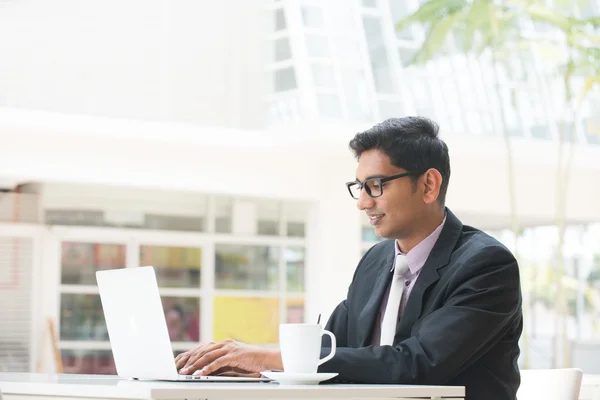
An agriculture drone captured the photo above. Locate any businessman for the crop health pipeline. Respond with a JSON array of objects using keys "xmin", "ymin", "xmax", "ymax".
[{"xmin": 175, "ymin": 117, "xmax": 523, "ymax": 400}]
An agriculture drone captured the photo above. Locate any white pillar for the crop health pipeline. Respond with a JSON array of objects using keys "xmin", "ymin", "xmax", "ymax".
[{"xmin": 304, "ymin": 181, "xmax": 362, "ymax": 325}]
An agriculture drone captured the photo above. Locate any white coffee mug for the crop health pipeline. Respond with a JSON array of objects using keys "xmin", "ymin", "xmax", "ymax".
[{"xmin": 279, "ymin": 323, "xmax": 336, "ymax": 374}]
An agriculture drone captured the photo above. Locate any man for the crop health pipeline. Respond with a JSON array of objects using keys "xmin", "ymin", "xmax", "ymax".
[{"xmin": 175, "ymin": 117, "xmax": 523, "ymax": 400}]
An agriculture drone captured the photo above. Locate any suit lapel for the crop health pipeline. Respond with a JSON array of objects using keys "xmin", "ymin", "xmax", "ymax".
[
  {"xmin": 396, "ymin": 209, "xmax": 464, "ymax": 341},
  {"xmin": 357, "ymin": 241, "xmax": 395, "ymax": 346}
]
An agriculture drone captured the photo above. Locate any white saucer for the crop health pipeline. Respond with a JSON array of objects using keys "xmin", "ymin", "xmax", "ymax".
[{"xmin": 261, "ymin": 371, "xmax": 338, "ymax": 385}]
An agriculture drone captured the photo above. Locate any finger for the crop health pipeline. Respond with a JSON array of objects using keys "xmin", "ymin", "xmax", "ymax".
[
  {"xmin": 181, "ymin": 342, "xmax": 223, "ymax": 373},
  {"xmin": 196, "ymin": 350, "xmax": 232, "ymax": 376},
  {"xmin": 175, "ymin": 352, "xmax": 191, "ymax": 369},
  {"xmin": 191, "ymin": 348, "xmax": 230, "ymax": 376},
  {"xmin": 176, "ymin": 342, "xmax": 211, "ymax": 368}
]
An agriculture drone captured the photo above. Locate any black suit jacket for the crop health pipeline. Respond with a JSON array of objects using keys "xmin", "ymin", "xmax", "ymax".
[{"xmin": 319, "ymin": 209, "xmax": 522, "ymax": 400}]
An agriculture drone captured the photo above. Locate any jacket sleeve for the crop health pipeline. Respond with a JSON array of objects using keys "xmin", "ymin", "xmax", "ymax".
[
  {"xmin": 322, "ymin": 300, "xmax": 349, "ymax": 348},
  {"xmin": 318, "ymin": 245, "xmax": 522, "ymax": 384}
]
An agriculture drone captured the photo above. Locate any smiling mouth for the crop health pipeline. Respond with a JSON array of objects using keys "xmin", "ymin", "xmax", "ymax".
[{"xmin": 368, "ymin": 214, "xmax": 385, "ymax": 225}]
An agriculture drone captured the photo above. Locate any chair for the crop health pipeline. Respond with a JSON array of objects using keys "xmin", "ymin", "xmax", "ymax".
[{"xmin": 518, "ymin": 368, "xmax": 583, "ymax": 400}]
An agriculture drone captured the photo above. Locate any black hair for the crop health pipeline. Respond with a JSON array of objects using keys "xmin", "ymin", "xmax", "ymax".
[{"xmin": 348, "ymin": 116, "xmax": 450, "ymax": 206}]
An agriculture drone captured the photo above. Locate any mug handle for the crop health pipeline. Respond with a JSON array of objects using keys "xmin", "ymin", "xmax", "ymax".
[{"xmin": 317, "ymin": 329, "xmax": 336, "ymax": 366}]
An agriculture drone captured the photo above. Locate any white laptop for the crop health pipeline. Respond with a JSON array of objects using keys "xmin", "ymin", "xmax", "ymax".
[{"xmin": 96, "ymin": 266, "xmax": 270, "ymax": 382}]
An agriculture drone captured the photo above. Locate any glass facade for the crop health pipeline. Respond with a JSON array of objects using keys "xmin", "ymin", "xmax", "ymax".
[{"xmin": 266, "ymin": 0, "xmax": 600, "ymax": 146}]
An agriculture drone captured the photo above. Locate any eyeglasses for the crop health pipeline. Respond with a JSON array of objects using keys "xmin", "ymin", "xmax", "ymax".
[{"xmin": 346, "ymin": 171, "xmax": 423, "ymax": 199}]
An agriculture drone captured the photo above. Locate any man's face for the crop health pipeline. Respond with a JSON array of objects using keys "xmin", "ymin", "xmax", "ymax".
[{"xmin": 354, "ymin": 149, "xmax": 425, "ymax": 240}]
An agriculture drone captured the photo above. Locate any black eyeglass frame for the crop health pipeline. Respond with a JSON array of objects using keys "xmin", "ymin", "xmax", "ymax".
[{"xmin": 345, "ymin": 171, "xmax": 424, "ymax": 199}]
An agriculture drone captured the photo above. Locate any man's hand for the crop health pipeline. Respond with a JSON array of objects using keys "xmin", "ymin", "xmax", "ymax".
[{"xmin": 175, "ymin": 339, "xmax": 283, "ymax": 377}]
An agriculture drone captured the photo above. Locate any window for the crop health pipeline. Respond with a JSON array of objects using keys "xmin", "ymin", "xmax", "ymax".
[
  {"xmin": 530, "ymin": 124, "xmax": 551, "ymax": 140},
  {"xmin": 584, "ymin": 118, "xmax": 600, "ymax": 145},
  {"xmin": 215, "ymin": 245, "xmax": 279, "ymax": 290},
  {"xmin": 60, "ymin": 293, "xmax": 108, "ymax": 340},
  {"xmin": 329, "ymin": 0, "xmax": 357, "ymax": 33},
  {"xmin": 47, "ymin": 211, "xmax": 205, "ymax": 232},
  {"xmin": 317, "ymin": 93, "xmax": 343, "ymax": 118},
  {"xmin": 398, "ymin": 47, "xmax": 417, "ymax": 66},
  {"xmin": 144, "ymin": 214, "xmax": 204, "ymax": 232},
  {"xmin": 301, "ymin": 6, "xmax": 325, "ymax": 28},
  {"xmin": 389, "ymin": 0, "xmax": 416, "ymax": 40},
  {"xmin": 362, "ymin": 15, "xmax": 384, "ymax": 47},
  {"xmin": 378, "ymin": 100, "xmax": 403, "ymax": 119},
  {"xmin": 61, "ymin": 242, "xmax": 126, "ymax": 285},
  {"xmin": 54, "ymin": 193, "xmax": 309, "ymax": 373},
  {"xmin": 335, "ymin": 38, "xmax": 363, "ymax": 65},
  {"xmin": 557, "ymin": 121, "xmax": 578, "ymax": 143},
  {"xmin": 287, "ymin": 221, "xmax": 305, "ymax": 237},
  {"xmin": 369, "ymin": 46, "xmax": 395, "ymax": 93},
  {"xmin": 312, "ymin": 64, "xmax": 336, "ymax": 88},
  {"xmin": 362, "ymin": 16, "xmax": 395, "ymax": 93},
  {"xmin": 273, "ymin": 38, "xmax": 292, "ymax": 62},
  {"xmin": 139, "ymin": 245, "xmax": 201, "ymax": 288},
  {"xmin": 407, "ymin": 76, "xmax": 435, "ymax": 117},
  {"xmin": 441, "ymin": 81, "xmax": 465, "ymax": 133},
  {"xmin": 273, "ymin": 67, "xmax": 297, "ymax": 92},
  {"xmin": 284, "ymin": 202, "xmax": 308, "ymax": 238},
  {"xmin": 46, "ymin": 210, "xmax": 104, "ymax": 227},
  {"xmin": 305, "ymin": 34, "xmax": 330, "ymax": 58},
  {"xmin": 59, "ymin": 241, "xmax": 126, "ymax": 354},
  {"xmin": 500, "ymin": 87, "xmax": 522, "ymax": 133},
  {"xmin": 273, "ymin": 8, "xmax": 286, "ymax": 32},
  {"xmin": 215, "ymin": 196, "xmax": 232, "ymax": 233},
  {"xmin": 257, "ymin": 199, "xmax": 280, "ymax": 236},
  {"xmin": 286, "ymin": 247, "xmax": 305, "ymax": 292},
  {"xmin": 341, "ymin": 69, "xmax": 373, "ymax": 121}
]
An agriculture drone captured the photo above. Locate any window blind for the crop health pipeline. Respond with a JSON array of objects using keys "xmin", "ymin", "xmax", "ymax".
[{"xmin": 0, "ymin": 236, "xmax": 33, "ymax": 372}]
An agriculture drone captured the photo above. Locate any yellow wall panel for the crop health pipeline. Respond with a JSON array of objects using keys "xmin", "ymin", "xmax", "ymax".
[{"xmin": 213, "ymin": 297, "xmax": 279, "ymax": 344}]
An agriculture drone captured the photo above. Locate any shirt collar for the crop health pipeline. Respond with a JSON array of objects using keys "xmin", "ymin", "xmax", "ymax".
[{"xmin": 393, "ymin": 213, "xmax": 447, "ymax": 275}]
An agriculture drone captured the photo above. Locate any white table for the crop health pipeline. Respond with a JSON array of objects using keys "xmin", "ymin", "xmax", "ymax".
[
  {"xmin": 0, "ymin": 373, "xmax": 465, "ymax": 400},
  {"xmin": 580, "ymin": 375, "xmax": 600, "ymax": 400}
]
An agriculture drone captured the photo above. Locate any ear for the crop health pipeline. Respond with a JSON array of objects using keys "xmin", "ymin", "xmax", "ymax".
[{"xmin": 422, "ymin": 168, "xmax": 442, "ymax": 205}]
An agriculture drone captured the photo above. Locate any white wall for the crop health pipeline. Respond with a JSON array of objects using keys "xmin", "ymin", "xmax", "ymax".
[
  {"xmin": 0, "ymin": 0, "xmax": 267, "ymax": 128},
  {"xmin": 0, "ymin": 112, "xmax": 326, "ymax": 200},
  {"xmin": 2, "ymin": 107, "xmax": 600, "ymax": 228}
]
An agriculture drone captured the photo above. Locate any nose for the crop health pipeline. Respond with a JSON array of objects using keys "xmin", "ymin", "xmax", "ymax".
[{"xmin": 356, "ymin": 187, "xmax": 375, "ymax": 210}]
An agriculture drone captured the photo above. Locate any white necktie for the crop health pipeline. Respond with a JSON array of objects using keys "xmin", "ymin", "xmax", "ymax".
[{"xmin": 380, "ymin": 254, "xmax": 409, "ymax": 346}]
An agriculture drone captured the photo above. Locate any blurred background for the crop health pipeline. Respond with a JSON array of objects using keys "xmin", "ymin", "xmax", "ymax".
[{"xmin": 0, "ymin": 0, "xmax": 599, "ymax": 376}]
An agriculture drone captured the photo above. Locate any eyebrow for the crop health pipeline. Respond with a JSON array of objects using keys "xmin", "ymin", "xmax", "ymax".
[{"xmin": 355, "ymin": 174, "xmax": 387, "ymax": 182}]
